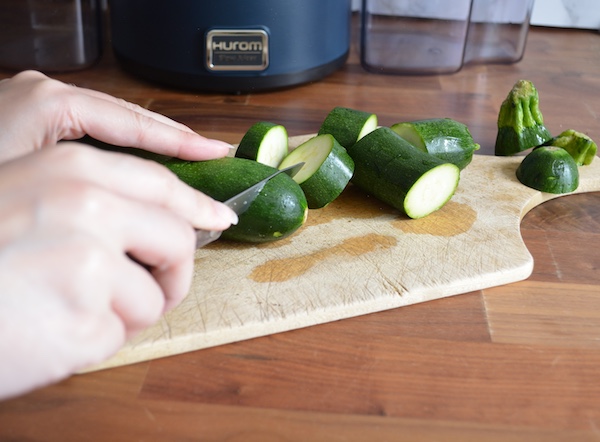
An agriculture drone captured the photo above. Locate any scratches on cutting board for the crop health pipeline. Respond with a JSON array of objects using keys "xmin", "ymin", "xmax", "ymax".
[{"xmin": 248, "ymin": 233, "xmax": 397, "ymax": 283}]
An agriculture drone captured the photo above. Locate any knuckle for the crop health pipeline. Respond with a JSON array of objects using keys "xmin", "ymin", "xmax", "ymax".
[
  {"xmin": 51, "ymin": 233, "xmax": 113, "ymax": 294},
  {"xmin": 44, "ymin": 142, "xmax": 95, "ymax": 170},
  {"xmin": 39, "ymin": 179, "xmax": 109, "ymax": 226},
  {"xmin": 27, "ymin": 74, "xmax": 71, "ymax": 102},
  {"xmin": 70, "ymin": 235, "xmax": 113, "ymax": 272},
  {"xmin": 13, "ymin": 70, "xmax": 46, "ymax": 81}
]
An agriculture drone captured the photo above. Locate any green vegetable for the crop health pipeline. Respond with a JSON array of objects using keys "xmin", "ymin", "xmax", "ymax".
[
  {"xmin": 165, "ymin": 157, "xmax": 308, "ymax": 243},
  {"xmin": 544, "ymin": 129, "xmax": 597, "ymax": 166},
  {"xmin": 235, "ymin": 122, "xmax": 288, "ymax": 167},
  {"xmin": 318, "ymin": 107, "xmax": 378, "ymax": 149},
  {"xmin": 516, "ymin": 146, "xmax": 579, "ymax": 194},
  {"xmin": 279, "ymin": 134, "xmax": 355, "ymax": 209},
  {"xmin": 347, "ymin": 127, "xmax": 460, "ymax": 219},
  {"xmin": 495, "ymin": 79, "xmax": 552, "ymax": 156},
  {"xmin": 391, "ymin": 118, "xmax": 480, "ymax": 170}
]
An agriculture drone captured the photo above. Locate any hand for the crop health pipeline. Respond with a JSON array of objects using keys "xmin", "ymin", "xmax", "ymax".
[
  {"xmin": 0, "ymin": 70, "xmax": 233, "ymax": 163},
  {"xmin": 0, "ymin": 143, "xmax": 238, "ymax": 400}
]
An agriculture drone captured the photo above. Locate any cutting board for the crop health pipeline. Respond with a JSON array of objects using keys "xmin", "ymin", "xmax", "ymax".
[{"xmin": 86, "ymin": 135, "xmax": 600, "ymax": 372}]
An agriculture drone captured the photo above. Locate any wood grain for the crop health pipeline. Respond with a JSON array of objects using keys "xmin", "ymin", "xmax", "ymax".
[{"xmin": 1, "ymin": 20, "xmax": 600, "ymax": 441}]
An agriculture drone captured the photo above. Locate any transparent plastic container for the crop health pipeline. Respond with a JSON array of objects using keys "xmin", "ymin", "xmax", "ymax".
[
  {"xmin": 0, "ymin": 0, "xmax": 102, "ymax": 72},
  {"xmin": 464, "ymin": 0, "xmax": 535, "ymax": 65},
  {"xmin": 360, "ymin": 0, "xmax": 473, "ymax": 74}
]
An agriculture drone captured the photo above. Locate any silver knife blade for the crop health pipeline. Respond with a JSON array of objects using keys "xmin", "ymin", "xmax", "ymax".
[{"xmin": 195, "ymin": 162, "xmax": 304, "ymax": 248}]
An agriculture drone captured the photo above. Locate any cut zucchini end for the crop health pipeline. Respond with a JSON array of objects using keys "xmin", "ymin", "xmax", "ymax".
[
  {"xmin": 280, "ymin": 134, "xmax": 354, "ymax": 209},
  {"xmin": 279, "ymin": 134, "xmax": 334, "ymax": 184},
  {"xmin": 403, "ymin": 163, "xmax": 460, "ymax": 219},
  {"xmin": 390, "ymin": 123, "xmax": 427, "ymax": 151},
  {"xmin": 255, "ymin": 125, "xmax": 288, "ymax": 167},
  {"xmin": 318, "ymin": 107, "xmax": 379, "ymax": 149},
  {"xmin": 357, "ymin": 114, "xmax": 379, "ymax": 141},
  {"xmin": 391, "ymin": 119, "xmax": 479, "ymax": 170},
  {"xmin": 236, "ymin": 122, "xmax": 288, "ymax": 167}
]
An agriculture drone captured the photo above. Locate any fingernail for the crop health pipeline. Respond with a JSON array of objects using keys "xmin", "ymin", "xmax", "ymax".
[
  {"xmin": 202, "ymin": 138, "xmax": 235, "ymax": 149},
  {"xmin": 214, "ymin": 200, "xmax": 239, "ymax": 226},
  {"xmin": 208, "ymin": 139, "xmax": 235, "ymax": 151}
]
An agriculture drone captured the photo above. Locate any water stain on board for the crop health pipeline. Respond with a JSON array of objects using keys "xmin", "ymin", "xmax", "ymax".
[
  {"xmin": 249, "ymin": 233, "xmax": 397, "ymax": 283},
  {"xmin": 392, "ymin": 201, "xmax": 477, "ymax": 237},
  {"xmin": 306, "ymin": 185, "xmax": 398, "ymax": 227},
  {"xmin": 309, "ymin": 186, "xmax": 477, "ymax": 238}
]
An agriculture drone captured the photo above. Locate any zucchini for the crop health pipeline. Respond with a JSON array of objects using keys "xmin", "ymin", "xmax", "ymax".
[
  {"xmin": 495, "ymin": 79, "xmax": 552, "ymax": 156},
  {"xmin": 390, "ymin": 118, "xmax": 480, "ymax": 170},
  {"xmin": 278, "ymin": 134, "xmax": 354, "ymax": 209},
  {"xmin": 164, "ymin": 157, "xmax": 308, "ymax": 243},
  {"xmin": 543, "ymin": 129, "xmax": 597, "ymax": 166},
  {"xmin": 318, "ymin": 107, "xmax": 378, "ymax": 149},
  {"xmin": 348, "ymin": 127, "xmax": 460, "ymax": 219},
  {"xmin": 516, "ymin": 146, "xmax": 579, "ymax": 194},
  {"xmin": 235, "ymin": 122, "xmax": 288, "ymax": 167}
]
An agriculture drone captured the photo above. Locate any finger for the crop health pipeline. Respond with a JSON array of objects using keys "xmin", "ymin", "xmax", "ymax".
[
  {"xmin": 74, "ymin": 86, "xmax": 198, "ymax": 134},
  {"xmin": 105, "ymin": 202, "xmax": 197, "ymax": 309},
  {"xmin": 0, "ymin": 234, "xmax": 123, "ymax": 370},
  {"xmin": 0, "ymin": 144, "xmax": 238, "ymax": 231},
  {"xmin": 43, "ymin": 233, "xmax": 168, "ymax": 335},
  {"xmin": 63, "ymin": 86, "xmax": 233, "ymax": 160},
  {"xmin": 0, "ymin": 167, "xmax": 198, "ymax": 310},
  {"xmin": 1, "ymin": 71, "xmax": 233, "ymax": 161},
  {"xmin": 109, "ymin": 252, "xmax": 168, "ymax": 337},
  {"xmin": 31, "ymin": 179, "xmax": 199, "ymax": 306}
]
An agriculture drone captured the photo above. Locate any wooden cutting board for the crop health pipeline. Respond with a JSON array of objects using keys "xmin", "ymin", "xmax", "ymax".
[{"xmin": 86, "ymin": 135, "xmax": 600, "ymax": 372}]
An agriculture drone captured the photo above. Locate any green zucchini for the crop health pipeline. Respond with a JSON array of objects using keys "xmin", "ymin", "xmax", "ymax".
[
  {"xmin": 495, "ymin": 79, "xmax": 552, "ymax": 156},
  {"xmin": 164, "ymin": 157, "xmax": 308, "ymax": 243},
  {"xmin": 278, "ymin": 134, "xmax": 354, "ymax": 209},
  {"xmin": 318, "ymin": 107, "xmax": 378, "ymax": 149},
  {"xmin": 390, "ymin": 118, "xmax": 480, "ymax": 170},
  {"xmin": 348, "ymin": 127, "xmax": 460, "ymax": 219},
  {"xmin": 516, "ymin": 146, "xmax": 579, "ymax": 194},
  {"xmin": 235, "ymin": 121, "xmax": 288, "ymax": 167},
  {"xmin": 543, "ymin": 129, "xmax": 597, "ymax": 166}
]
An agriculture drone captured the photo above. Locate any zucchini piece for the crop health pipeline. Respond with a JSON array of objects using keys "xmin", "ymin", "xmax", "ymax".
[
  {"xmin": 495, "ymin": 79, "xmax": 552, "ymax": 156},
  {"xmin": 516, "ymin": 146, "xmax": 579, "ymax": 194},
  {"xmin": 164, "ymin": 157, "xmax": 308, "ymax": 243},
  {"xmin": 235, "ymin": 122, "xmax": 288, "ymax": 167},
  {"xmin": 279, "ymin": 134, "xmax": 354, "ymax": 209},
  {"xmin": 543, "ymin": 129, "xmax": 597, "ymax": 166},
  {"xmin": 390, "ymin": 118, "xmax": 480, "ymax": 170},
  {"xmin": 348, "ymin": 127, "xmax": 460, "ymax": 219},
  {"xmin": 318, "ymin": 107, "xmax": 378, "ymax": 149}
]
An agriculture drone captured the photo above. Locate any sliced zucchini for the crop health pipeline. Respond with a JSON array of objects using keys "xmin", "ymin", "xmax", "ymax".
[
  {"xmin": 391, "ymin": 118, "xmax": 480, "ymax": 170},
  {"xmin": 278, "ymin": 134, "xmax": 355, "ymax": 209},
  {"xmin": 544, "ymin": 129, "xmax": 597, "ymax": 166},
  {"xmin": 495, "ymin": 79, "xmax": 552, "ymax": 156},
  {"xmin": 516, "ymin": 146, "xmax": 579, "ymax": 194},
  {"xmin": 235, "ymin": 121, "xmax": 288, "ymax": 167},
  {"xmin": 318, "ymin": 107, "xmax": 378, "ymax": 149},
  {"xmin": 164, "ymin": 157, "xmax": 308, "ymax": 243},
  {"xmin": 348, "ymin": 127, "xmax": 460, "ymax": 219}
]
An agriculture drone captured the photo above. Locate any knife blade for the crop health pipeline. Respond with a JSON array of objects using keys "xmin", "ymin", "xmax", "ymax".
[{"xmin": 195, "ymin": 162, "xmax": 304, "ymax": 248}]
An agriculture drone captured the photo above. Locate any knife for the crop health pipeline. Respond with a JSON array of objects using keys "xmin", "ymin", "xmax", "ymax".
[{"xmin": 195, "ymin": 162, "xmax": 304, "ymax": 248}]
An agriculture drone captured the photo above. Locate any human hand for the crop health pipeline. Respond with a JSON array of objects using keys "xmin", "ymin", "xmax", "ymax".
[
  {"xmin": 0, "ymin": 143, "xmax": 237, "ymax": 400},
  {"xmin": 0, "ymin": 70, "xmax": 232, "ymax": 163}
]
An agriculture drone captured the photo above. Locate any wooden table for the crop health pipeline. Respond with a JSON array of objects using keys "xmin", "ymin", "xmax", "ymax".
[{"xmin": 1, "ymin": 21, "xmax": 600, "ymax": 441}]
